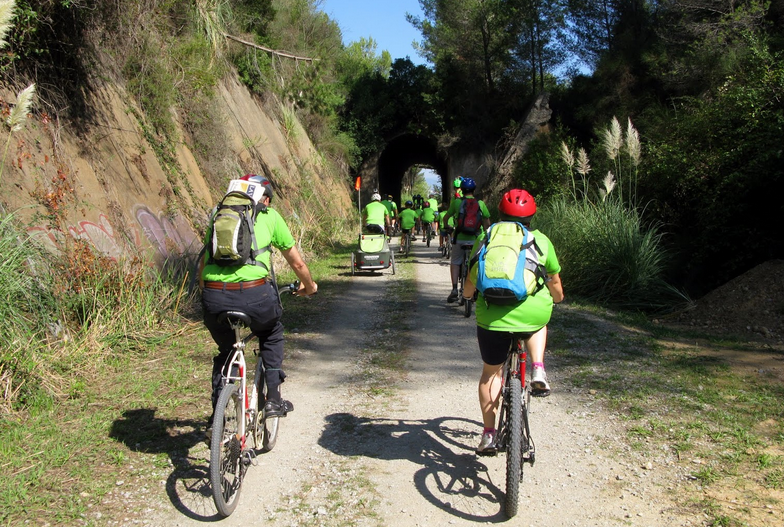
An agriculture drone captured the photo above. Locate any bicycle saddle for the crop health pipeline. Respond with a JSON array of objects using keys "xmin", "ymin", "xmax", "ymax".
[{"xmin": 217, "ymin": 311, "xmax": 252, "ymax": 326}]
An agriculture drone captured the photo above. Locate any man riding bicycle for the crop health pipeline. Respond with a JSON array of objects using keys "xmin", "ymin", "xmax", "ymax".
[
  {"xmin": 199, "ymin": 174, "xmax": 318, "ymax": 439},
  {"xmin": 420, "ymin": 201, "xmax": 437, "ymax": 242},
  {"xmin": 381, "ymin": 194, "xmax": 398, "ymax": 232},
  {"xmin": 362, "ymin": 192, "xmax": 391, "ymax": 235},
  {"xmin": 441, "ymin": 177, "xmax": 490, "ymax": 303},
  {"xmin": 397, "ymin": 200, "xmax": 418, "ymax": 252},
  {"xmin": 462, "ymin": 189, "xmax": 564, "ymax": 453}
]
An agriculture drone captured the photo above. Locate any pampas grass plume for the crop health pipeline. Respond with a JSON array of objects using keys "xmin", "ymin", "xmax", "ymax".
[
  {"xmin": 576, "ymin": 148, "xmax": 591, "ymax": 176},
  {"xmin": 0, "ymin": 0, "xmax": 16, "ymax": 49},
  {"xmin": 560, "ymin": 141, "xmax": 574, "ymax": 168},
  {"xmin": 626, "ymin": 118, "xmax": 641, "ymax": 166},
  {"xmin": 7, "ymin": 83, "xmax": 36, "ymax": 132}
]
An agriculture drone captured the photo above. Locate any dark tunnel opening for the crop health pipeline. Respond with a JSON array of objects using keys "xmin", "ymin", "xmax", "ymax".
[{"xmin": 377, "ymin": 134, "xmax": 449, "ymax": 205}]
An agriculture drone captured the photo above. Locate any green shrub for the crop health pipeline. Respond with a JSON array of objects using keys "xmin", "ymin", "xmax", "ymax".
[{"xmin": 535, "ymin": 196, "xmax": 688, "ymax": 312}]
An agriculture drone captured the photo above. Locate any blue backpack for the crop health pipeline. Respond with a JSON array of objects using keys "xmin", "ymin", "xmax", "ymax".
[{"xmin": 474, "ymin": 221, "xmax": 549, "ymax": 305}]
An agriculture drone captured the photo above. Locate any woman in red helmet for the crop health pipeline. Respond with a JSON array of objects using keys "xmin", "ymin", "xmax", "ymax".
[{"xmin": 463, "ymin": 188, "xmax": 564, "ymax": 454}]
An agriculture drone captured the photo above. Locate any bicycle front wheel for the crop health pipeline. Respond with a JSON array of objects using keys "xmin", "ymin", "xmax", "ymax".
[
  {"xmin": 504, "ymin": 376, "xmax": 523, "ymax": 518},
  {"xmin": 210, "ymin": 383, "xmax": 244, "ymax": 517}
]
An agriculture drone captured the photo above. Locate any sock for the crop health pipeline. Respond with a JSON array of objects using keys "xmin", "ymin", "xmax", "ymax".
[
  {"xmin": 533, "ymin": 362, "xmax": 545, "ymax": 370},
  {"xmin": 483, "ymin": 427, "xmax": 496, "ymax": 436},
  {"xmin": 452, "ymin": 284, "xmax": 457, "ymax": 290}
]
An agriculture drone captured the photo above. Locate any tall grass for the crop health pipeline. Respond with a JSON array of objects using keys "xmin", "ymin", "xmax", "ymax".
[
  {"xmin": 536, "ymin": 195, "xmax": 688, "ymax": 312},
  {"xmin": 0, "ymin": 212, "xmax": 56, "ymax": 411},
  {"xmin": 0, "ymin": 218, "xmax": 188, "ymax": 412}
]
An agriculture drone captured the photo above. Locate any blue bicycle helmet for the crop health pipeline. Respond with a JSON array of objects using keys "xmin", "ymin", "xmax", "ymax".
[{"xmin": 460, "ymin": 177, "xmax": 476, "ymax": 191}]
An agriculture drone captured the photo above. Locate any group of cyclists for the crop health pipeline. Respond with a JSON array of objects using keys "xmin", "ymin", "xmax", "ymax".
[
  {"xmin": 201, "ymin": 173, "xmax": 564, "ymax": 459},
  {"xmin": 361, "ymin": 176, "xmax": 564, "ymax": 454}
]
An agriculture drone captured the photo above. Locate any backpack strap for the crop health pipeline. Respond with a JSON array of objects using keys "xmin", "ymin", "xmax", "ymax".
[{"xmin": 247, "ymin": 205, "xmax": 272, "ymax": 270}]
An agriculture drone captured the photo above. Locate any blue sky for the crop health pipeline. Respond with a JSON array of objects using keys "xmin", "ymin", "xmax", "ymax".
[
  {"xmin": 319, "ymin": 0, "xmax": 426, "ymax": 65},
  {"xmin": 319, "ymin": 1, "xmax": 439, "ymax": 189}
]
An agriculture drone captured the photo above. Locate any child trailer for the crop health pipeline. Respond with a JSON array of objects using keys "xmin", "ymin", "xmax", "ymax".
[{"xmin": 351, "ymin": 233, "xmax": 396, "ymax": 275}]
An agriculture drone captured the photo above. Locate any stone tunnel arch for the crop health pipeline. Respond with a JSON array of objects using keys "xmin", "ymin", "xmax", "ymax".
[{"xmin": 376, "ymin": 134, "xmax": 450, "ymax": 205}]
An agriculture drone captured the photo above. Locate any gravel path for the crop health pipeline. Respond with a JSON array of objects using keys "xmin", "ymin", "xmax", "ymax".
[{"xmin": 146, "ymin": 239, "xmax": 700, "ymax": 526}]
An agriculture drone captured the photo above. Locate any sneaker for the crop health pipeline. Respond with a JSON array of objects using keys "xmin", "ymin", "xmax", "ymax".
[
  {"xmin": 531, "ymin": 368, "xmax": 551, "ymax": 396},
  {"xmin": 475, "ymin": 431, "xmax": 497, "ymax": 455},
  {"xmin": 264, "ymin": 399, "xmax": 294, "ymax": 417},
  {"xmin": 447, "ymin": 289, "xmax": 459, "ymax": 303}
]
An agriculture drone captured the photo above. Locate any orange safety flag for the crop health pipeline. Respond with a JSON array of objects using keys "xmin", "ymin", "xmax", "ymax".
[{"xmin": 354, "ymin": 176, "xmax": 361, "ymax": 191}]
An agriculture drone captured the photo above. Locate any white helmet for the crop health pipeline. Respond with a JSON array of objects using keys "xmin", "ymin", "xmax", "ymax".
[{"xmin": 371, "ymin": 193, "xmax": 381, "ymax": 201}]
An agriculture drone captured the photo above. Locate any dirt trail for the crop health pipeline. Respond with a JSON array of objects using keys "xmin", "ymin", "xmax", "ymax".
[{"xmin": 146, "ymin": 240, "xmax": 698, "ymax": 526}]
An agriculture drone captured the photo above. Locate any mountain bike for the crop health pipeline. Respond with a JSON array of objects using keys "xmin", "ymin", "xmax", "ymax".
[
  {"xmin": 477, "ymin": 337, "xmax": 536, "ymax": 518},
  {"xmin": 401, "ymin": 231, "xmax": 412, "ymax": 257},
  {"xmin": 424, "ymin": 224, "xmax": 433, "ymax": 247},
  {"xmin": 210, "ymin": 281, "xmax": 301, "ymax": 517},
  {"xmin": 457, "ymin": 243, "xmax": 474, "ymax": 317}
]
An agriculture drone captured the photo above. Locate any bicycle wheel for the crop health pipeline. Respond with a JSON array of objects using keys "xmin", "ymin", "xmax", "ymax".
[
  {"xmin": 504, "ymin": 374, "xmax": 523, "ymax": 518},
  {"xmin": 210, "ymin": 383, "xmax": 244, "ymax": 517},
  {"xmin": 426, "ymin": 230, "xmax": 431, "ymax": 247},
  {"xmin": 390, "ymin": 251, "xmax": 396, "ymax": 275},
  {"xmin": 464, "ymin": 298, "xmax": 473, "ymax": 317}
]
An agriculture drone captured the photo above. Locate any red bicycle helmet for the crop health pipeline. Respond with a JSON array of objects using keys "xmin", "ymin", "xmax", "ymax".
[
  {"xmin": 499, "ymin": 189, "xmax": 536, "ymax": 218},
  {"xmin": 240, "ymin": 174, "xmax": 273, "ymax": 201}
]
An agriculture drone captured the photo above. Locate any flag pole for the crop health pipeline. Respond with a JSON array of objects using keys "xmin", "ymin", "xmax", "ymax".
[{"xmin": 354, "ymin": 177, "xmax": 362, "ymax": 234}]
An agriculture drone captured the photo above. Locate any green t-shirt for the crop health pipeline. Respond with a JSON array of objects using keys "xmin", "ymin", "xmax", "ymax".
[
  {"xmin": 420, "ymin": 205, "xmax": 436, "ymax": 223},
  {"xmin": 469, "ymin": 228, "xmax": 561, "ymax": 332},
  {"xmin": 364, "ymin": 201, "xmax": 389, "ymax": 226},
  {"xmin": 428, "ymin": 198, "xmax": 438, "ymax": 210},
  {"xmin": 398, "ymin": 208, "xmax": 418, "ymax": 230},
  {"xmin": 202, "ymin": 207, "xmax": 295, "ymax": 282},
  {"xmin": 381, "ymin": 199, "xmax": 396, "ymax": 217},
  {"xmin": 444, "ymin": 196, "xmax": 491, "ymax": 241}
]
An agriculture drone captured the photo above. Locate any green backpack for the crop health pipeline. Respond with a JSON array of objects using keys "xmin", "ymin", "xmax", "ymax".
[{"xmin": 207, "ymin": 191, "xmax": 269, "ymax": 269}]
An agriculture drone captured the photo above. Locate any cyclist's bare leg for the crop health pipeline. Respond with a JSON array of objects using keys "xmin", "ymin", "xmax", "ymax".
[
  {"xmin": 525, "ymin": 326, "xmax": 551, "ymax": 394},
  {"xmin": 523, "ymin": 326, "xmax": 547, "ymax": 365},
  {"xmin": 478, "ymin": 362, "xmax": 504, "ymax": 429}
]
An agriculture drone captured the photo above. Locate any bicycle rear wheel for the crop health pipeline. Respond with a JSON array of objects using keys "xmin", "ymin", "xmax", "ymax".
[
  {"xmin": 210, "ymin": 383, "xmax": 244, "ymax": 517},
  {"xmin": 504, "ymin": 375, "xmax": 523, "ymax": 518}
]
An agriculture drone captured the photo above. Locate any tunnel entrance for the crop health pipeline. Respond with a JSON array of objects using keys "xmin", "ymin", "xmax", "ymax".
[{"xmin": 377, "ymin": 134, "xmax": 449, "ymax": 205}]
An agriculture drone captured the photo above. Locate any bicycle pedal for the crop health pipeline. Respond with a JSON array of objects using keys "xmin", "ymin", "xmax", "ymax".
[
  {"xmin": 475, "ymin": 450, "xmax": 498, "ymax": 457},
  {"xmin": 531, "ymin": 390, "xmax": 551, "ymax": 398},
  {"xmin": 242, "ymin": 449, "xmax": 258, "ymax": 466}
]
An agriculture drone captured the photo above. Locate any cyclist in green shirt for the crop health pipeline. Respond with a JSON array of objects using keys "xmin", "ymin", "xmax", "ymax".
[
  {"xmin": 200, "ymin": 174, "xmax": 318, "ymax": 435},
  {"xmin": 442, "ymin": 178, "xmax": 491, "ymax": 303},
  {"xmin": 362, "ymin": 192, "xmax": 391, "ymax": 235},
  {"xmin": 420, "ymin": 201, "xmax": 436, "ymax": 240},
  {"xmin": 381, "ymin": 195, "xmax": 397, "ymax": 232},
  {"xmin": 438, "ymin": 202, "xmax": 454, "ymax": 251},
  {"xmin": 397, "ymin": 200, "xmax": 418, "ymax": 252},
  {"xmin": 463, "ymin": 189, "xmax": 564, "ymax": 453}
]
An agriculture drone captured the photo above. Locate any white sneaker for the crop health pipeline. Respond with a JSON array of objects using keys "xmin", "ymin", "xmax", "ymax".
[
  {"xmin": 475, "ymin": 431, "xmax": 497, "ymax": 454},
  {"xmin": 531, "ymin": 368, "xmax": 551, "ymax": 396}
]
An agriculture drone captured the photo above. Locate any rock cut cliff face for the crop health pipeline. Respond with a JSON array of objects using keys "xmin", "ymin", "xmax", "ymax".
[{"xmin": 0, "ymin": 74, "xmax": 353, "ymax": 264}]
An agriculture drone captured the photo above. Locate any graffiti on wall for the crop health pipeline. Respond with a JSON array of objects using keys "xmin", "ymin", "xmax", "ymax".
[{"xmin": 27, "ymin": 206, "xmax": 200, "ymax": 262}]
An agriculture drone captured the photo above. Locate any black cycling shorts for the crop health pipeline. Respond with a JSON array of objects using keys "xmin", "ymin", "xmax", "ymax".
[{"xmin": 476, "ymin": 326, "xmax": 540, "ymax": 366}]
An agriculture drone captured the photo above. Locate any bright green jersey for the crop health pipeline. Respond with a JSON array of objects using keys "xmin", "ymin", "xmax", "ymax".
[
  {"xmin": 444, "ymin": 197, "xmax": 491, "ymax": 241},
  {"xmin": 420, "ymin": 206, "xmax": 436, "ymax": 223},
  {"xmin": 439, "ymin": 212, "xmax": 455, "ymax": 229},
  {"xmin": 428, "ymin": 198, "xmax": 438, "ymax": 210},
  {"xmin": 364, "ymin": 201, "xmax": 389, "ymax": 226},
  {"xmin": 381, "ymin": 199, "xmax": 396, "ymax": 217},
  {"xmin": 398, "ymin": 208, "xmax": 418, "ymax": 230},
  {"xmin": 469, "ymin": 228, "xmax": 561, "ymax": 332},
  {"xmin": 202, "ymin": 207, "xmax": 295, "ymax": 282}
]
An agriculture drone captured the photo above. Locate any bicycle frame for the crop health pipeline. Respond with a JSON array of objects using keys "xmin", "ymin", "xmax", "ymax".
[
  {"xmin": 495, "ymin": 339, "xmax": 534, "ymax": 458},
  {"xmin": 221, "ymin": 321, "xmax": 262, "ymax": 452}
]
